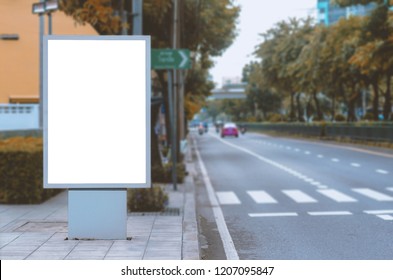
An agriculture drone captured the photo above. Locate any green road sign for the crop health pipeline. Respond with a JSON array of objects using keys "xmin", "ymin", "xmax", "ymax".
[{"xmin": 151, "ymin": 49, "xmax": 191, "ymax": 69}]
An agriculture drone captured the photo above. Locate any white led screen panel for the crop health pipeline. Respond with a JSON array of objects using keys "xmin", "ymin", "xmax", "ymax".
[{"xmin": 43, "ymin": 36, "xmax": 151, "ymax": 188}]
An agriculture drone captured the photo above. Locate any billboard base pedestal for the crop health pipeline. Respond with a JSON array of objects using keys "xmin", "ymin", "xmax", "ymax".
[{"xmin": 68, "ymin": 189, "xmax": 127, "ymax": 240}]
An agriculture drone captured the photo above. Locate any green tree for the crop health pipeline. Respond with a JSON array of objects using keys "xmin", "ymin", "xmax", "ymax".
[
  {"xmin": 255, "ymin": 18, "xmax": 314, "ymax": 121},
  {"xmin": 59, "ymin": 0, "xmax": 240, "ymax": 165}
]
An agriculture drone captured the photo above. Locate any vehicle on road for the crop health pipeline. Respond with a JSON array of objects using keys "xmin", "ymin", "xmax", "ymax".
[
  {"xmin": 239, "ymin": 124, "xmax": 247, "ymax": 134},
  {"xmin": 198, "ymin": 123, "xmax": 204, "ymax": 135},
  {"xmin": 221, "ymin": 122, "xmax": 239, "ymax": 138}
]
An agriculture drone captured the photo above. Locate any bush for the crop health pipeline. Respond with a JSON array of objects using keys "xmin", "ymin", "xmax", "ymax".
[
  {"xmin": 127, "ymin": 185, "xmax": 168, "ymax": 212},
  {"xmin": 334, "ymin": 114, "xmax": 346, "ymax": 122},
  {"xmin": 267, "ymin": 113, "xmax": 283, "ymax": 123},
  {"xmin": 152, "ymin": 163, "xmax": 185, "ymax": 183},
  {"xmin": 362, "ymin": 112, "xmax": 374, "ymax": 121},
  {"xmin": 0, "ymin": 137, "xmax": 61, "ymax": 204}
]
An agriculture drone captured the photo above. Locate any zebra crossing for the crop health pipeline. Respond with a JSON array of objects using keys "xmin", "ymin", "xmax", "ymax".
[
  {"xmin": 216, "ymin": 187, "xmax": 393, "ymax": 221},
  {"xmin": 217, "ymin": 187, "xmax": 393, "ymax": 205}
]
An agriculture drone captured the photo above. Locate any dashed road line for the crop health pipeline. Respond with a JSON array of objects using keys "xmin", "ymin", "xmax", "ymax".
[
  {"xmin": 249, "ymin": 212, "xmax": 298, "ymax": 218},
  {"xmin": 331, "ymin": 158, "xmax": 340, "ymax": 162},
  {"xmin": 351, "ymin": 163, "xmax": 361, "ymax": 167},
  {"xmin": 376, "ymin": 169, "xmax": 389, "ymax": 175},
  {"xmin": 364, "ymin": 210, "xmax": 393, "ymax": 215},
  {"xmin": 308, "ymin": 211, "xmax": 352, "ymax": 216},
  {"xmin": 317, "ymin": 155, "xmax": 324, "ymax": 158}
]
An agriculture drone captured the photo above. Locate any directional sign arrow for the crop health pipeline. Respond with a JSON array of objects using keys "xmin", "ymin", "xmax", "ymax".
[
  {"xmin": 179, "ymin": 50, "xmax": 188, "ymax": 68},
  {"xmin": 151, "ymin": 49, "xmax": 191, "ymax": 69}
]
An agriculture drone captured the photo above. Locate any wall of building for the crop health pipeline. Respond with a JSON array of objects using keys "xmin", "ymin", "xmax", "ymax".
[{"xmin": 0, "ymin": 0, "xmax": 97, "ymax": 104}]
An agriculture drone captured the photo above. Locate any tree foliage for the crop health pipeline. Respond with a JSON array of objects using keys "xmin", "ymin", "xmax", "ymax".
[{"xmin": 248, "ymin": 3, "xmax": 393, "ymax": 122}]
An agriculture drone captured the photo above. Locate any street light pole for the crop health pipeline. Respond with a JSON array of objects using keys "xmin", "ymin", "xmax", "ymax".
[
  {"xmin": 39, "ymin": 0, "xmax": 45, "ymax": 129},
  {"xmin": 32, "ymin": 0, "xmax": 58, "ymax": 129}
]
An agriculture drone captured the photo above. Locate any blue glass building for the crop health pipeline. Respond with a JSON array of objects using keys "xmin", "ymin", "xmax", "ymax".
[{"xmin": 317, "ymin": 0, "xmax": 376, "ymax": 25}]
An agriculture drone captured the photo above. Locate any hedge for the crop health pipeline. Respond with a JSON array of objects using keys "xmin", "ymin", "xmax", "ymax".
[{"xmin": 0, "ymin": 137, "xmax": 61, "ymax": 204}]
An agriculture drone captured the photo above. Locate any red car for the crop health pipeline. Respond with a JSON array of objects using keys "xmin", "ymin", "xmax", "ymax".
[{"xmin": 221, "ymin": 123, "xmax": 239, "ymax": 138}]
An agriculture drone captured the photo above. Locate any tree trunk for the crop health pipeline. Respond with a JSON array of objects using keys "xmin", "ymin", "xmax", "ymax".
[
  {"xmin": 372, "ymin": 81, "xmax": 380, "ymax": 121},
  {"xmin": 347, "ymin": 89, "xmax": 360, "ymax": 122},
  {"xmin": 290, "ymin": 92, "xmax": 296, "ymax": 121},
  {"xmin": 331, "ymin": 89, "xmax": 336, "ymax": 122},
  {"xmin": 383, "ymin": 74, "xmax": 392, "ymax": 121},
  {"xmin": 157, "ymin": 71, "xmax": 171, "ymax": 147},
  {"xmin": 313, "ymin": 91, "xmax": 323, "ymax": 121},
  {"xmin": 296, "ymin": 93, "xmax": 304, "ymax": 122},
  {"xmin": 151, "ymin": 101, "xmax": 163, "ymax": 170}
]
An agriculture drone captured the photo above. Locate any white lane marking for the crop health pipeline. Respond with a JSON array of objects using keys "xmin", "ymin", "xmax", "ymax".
[
  {"xmin": 317, "ymin": 189, "xmax": 357, "ymax": 202},
  {"xmin": 305, "ymin": 151, "xmax": 311, "ymax": 155},
  {"xmin": 352, "ymin": 188, "xmax": 393, "ymax": 201},
  {"xmin": 216, "ymin": 192, "xmax": 241, "ymax": 205},
  {"xmin": 310, "ymin": 181, "xmax": 322, "ymax": 187},
  {"xmin": 249, "ymin": 212, "xmax": 298, "ymax": 218},
  {"xmin": 331, "ymin": 158, "xmax": 340, "ymax": 162},
  {"xmin": 213, "ymin": 135, "xmax": 328, "ymax": 190},
  {"xmin": 282, "ymin": 190, "xmax": 317, "ymax": 203},
  {"xmin": 294, "ymin": 148, "xmax": 300, "ymax": 152},
  {"xmin": 267, "ymin": 136, "xmax": 393, "ymax": 159},
  {"xmin": 193, "ymin": 138, "xmax": 239, "ymax": 260},
  {"xmin": 387, "ymin": 187, "xmax": 393, "ymax": 192},
  {"xmin": 286, "ymin": 146, "xmax": 292, "ymax": 150},
  {"xmin": 364, "ymin": 210, "xmax": 393, "ymax": 215},
  {"xmin": 351, "ymin": 163, "xmax": 361, "ymax": 167},
  {"xmin": 376, "ymin": 169, "xmax": 389, "ymax": 174},
  {"xmin": 308, "ymin": 211, "xmax": 352, "ymax": 216},
  {"xmin": 317, "ymin": 155, "xmax": 324, "ymax": 158},
  {"xmin": 376, "ymin": 215, "xmax": 393, "ymax": 221},
  {"xmin": 318, "ymin": 185, "xmax": 329, "ymax": 189},
  {"xmin": 247, "ymin": 191, "xmax": 277, "ymax": 204}
]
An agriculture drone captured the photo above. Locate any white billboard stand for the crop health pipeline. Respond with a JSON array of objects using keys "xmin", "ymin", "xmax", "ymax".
[{"xmin": 43, "ymin": 36, "xmax": 151, "ymax": 239}]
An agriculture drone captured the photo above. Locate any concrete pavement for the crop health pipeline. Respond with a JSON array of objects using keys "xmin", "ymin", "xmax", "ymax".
[{"xmin": 0, "ymin": 153, "xmax": 200, "ymax": 260}]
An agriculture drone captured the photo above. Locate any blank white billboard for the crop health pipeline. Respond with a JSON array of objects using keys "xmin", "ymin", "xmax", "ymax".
[{"xmin": 43, "ymin": 36, "xmax": 150, "ymax": 188}]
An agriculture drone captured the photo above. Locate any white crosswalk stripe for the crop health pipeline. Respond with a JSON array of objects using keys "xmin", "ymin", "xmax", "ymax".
[
  {"xmin": 352, "ymin": 188, "xmax": 393, "ymax": 201},
  {"xmin": 216, "ymin": 192, "xmax": 241, "ymax": 205},
  {"xmin": 216, "ymin": 188, "xmax": 393, "ymax": 206},
  {"xmin": 317, "ymin": 189, "xmax": 357, "ymax": 202},
  {"xmin": 282, "ymin": 190, "xmax": 317, "ymax": 203},
  {"xmin": 247, "ymin": 191, "xmax": 277, "ymax": 204}
]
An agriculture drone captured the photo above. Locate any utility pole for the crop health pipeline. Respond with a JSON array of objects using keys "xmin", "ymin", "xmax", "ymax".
[
  {"xmin": 132, "ymin": 0, "xmax": 143, "ymax": 35},
  {"xmin": 178, "ymin": 1, "xmax": 185, "ymax": 141},
  {"xmin": 39, "ymin": 0, "xmax": 45, "ymax": 129},
  {"xmin": 172, "ymin": 0, "xmax": 179, "ymax": 191}
]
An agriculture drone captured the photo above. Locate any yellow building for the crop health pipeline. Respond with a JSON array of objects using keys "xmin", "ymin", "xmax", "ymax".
[{"xmin": 0, "ymin": 0, "xmax": 97, "ymax": 104}]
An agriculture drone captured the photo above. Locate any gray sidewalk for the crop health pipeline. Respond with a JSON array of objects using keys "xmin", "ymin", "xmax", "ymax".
[{"xmin": 0, "ymin": 157, "xmax": 199, "ymax": 260}]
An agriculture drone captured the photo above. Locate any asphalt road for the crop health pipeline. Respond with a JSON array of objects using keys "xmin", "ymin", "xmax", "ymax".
[{"xmin": 192, "ymin": 128, "xmax": 393, "ymax": 260}]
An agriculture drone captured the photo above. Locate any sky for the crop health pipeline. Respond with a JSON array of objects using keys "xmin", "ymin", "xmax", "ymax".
[{"xmin": 210, "ymin": 0, "xmax": 317, "ymax": 88}]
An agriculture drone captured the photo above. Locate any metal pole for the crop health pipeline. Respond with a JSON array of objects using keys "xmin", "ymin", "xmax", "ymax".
[
  {"xmin": 39, "ymin": 1, "xmax": 44, "ymax": 129},
  {"xmin": 168, "ymin": 71, "xmax": 177, "ymax": 190},
  {"xmin": 48, "ymin": 13, "xmax": 52, "ymax": 35},
  {"xmin": 132, "ymin": 0, "xmax": 143, "ymax": 35},
  {"xmin": 121, "ymin": 0, "xmax": 127, "ymax": 35},
  {"xmin": 171, "ymin": 0, "xmax": 178, "ymax": 191}
]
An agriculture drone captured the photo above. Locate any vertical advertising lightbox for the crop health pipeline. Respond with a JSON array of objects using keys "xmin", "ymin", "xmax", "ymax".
[{"xmin": 43, "ymin": 36, "xmax": 151, "ymax": 189}]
